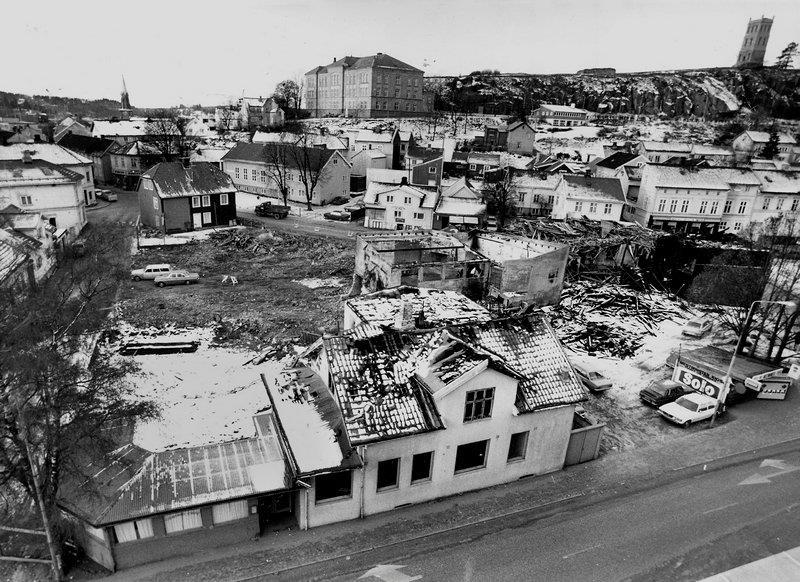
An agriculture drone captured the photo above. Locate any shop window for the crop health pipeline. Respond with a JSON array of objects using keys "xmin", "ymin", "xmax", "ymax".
[
  {"xmin": 376, "ymin": 458, "xmax": 400, "ymax": 491},
  {"xmin": 454, "ymin": 439, "xmax": 489, "ymax": 473},
  {"xmin": 164, "ymin": 509, "xmax": 202, "ymax": 534},
  {"xmin": 315, "ymin": 471, "xmax": 352, "ymax": 503},
  {"xmin": 113, "ymin": 519, "xmax": 154, "ymax": 543},
  {"xmin": 212, "ymin": 500, "xmax": 248, "ymax": 524}
]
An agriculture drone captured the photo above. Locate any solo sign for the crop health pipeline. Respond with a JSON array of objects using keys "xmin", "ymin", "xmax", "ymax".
[{"xmin": 672, "ymin": 362, "xmax": 726, "ymax": 398}]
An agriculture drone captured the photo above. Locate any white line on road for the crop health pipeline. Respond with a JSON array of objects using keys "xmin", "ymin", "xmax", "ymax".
[
  {"xmin": 562, "ymin": 544, "xmax": 601, "ymax": 559},
  {"xmin": 702, "ymin": 502, "xmax": 739, "ymax": 515}
]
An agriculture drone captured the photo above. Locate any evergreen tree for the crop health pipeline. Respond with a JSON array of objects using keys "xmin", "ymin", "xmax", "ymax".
[
  {"xmin": 775, "ymin": 42, "xmax": 798, "ymax": 69},
  {"xmin": 762, "ymin": 127, "xmax": 781, "ymax": 159}
]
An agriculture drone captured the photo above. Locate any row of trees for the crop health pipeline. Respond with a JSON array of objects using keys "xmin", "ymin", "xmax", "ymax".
[
  {"xmin": 0, "ymin": 224, "xmax": 157, "ymax": 580},
  {"xmin": 260, "ymin": 132, "xmax": 331, "ymax": 211}
]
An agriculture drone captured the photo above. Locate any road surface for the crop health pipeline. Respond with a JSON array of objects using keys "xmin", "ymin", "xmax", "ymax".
[{"xmin": 270, "ymin": 449, "xmax": 800, "ymax": 582}]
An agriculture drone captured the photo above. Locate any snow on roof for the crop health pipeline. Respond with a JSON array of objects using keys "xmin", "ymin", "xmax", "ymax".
[
  {"xmin": 514, "ymin": 173, "xmax": 563, "ymax": 189},
  {"xmin": 92, "ymin": 119, "xmax": 146, "ymax": 138},
  {"xmin": 126, "ymin": 334, "xmax": 275, "ymax": 451},
  {"xmin": 364, "ymin": 181, "xmax": 439, "ymax": 209},
  {"xmin": 264, "ymin": 366, "xmax": 355, "ymax": 475},
  {"xmin": 645, "ymin": 165, "xmax": 761, "ymax": 189},
  {"xmin": 0, "ymin": 143, "xmax": 91, "ymax": 165},
  {"xmin": 742, "ymin": 130, "xmax": 797, "ymax": 145},
  {"xmin": 0, "ymin": 159, "xmax": 81, "ymax": 186},
  {"xmin": 690, "ymin": 144, "xmax": 733, "ymax": 157},
  {"xmin": 562, "ymin": 175, "xmax": 625, "ymax": 203},
  {"xmin": 366, "ymin": 168, "xmax": 409, "ymax": 185},
  {"xmin": 440, "ymin": 177, "xmax": 481, "ymax": 201},
  {"xmin": 640, "ymin": 140, "xmax": 692, "ymax": 153},
  {"xmin": 436, "ymin": 198, "xmax": 487, "ymax": 217},
  {"xmin": 753, "ymin": 170, "xmax": 800, "ymax": 194},
  {"xmin": 141, "ymin": 162, "xmax": 236, "ymax": 199},
  {"xmin": 349, "ymin": 128, "xmax": 396, "ymax": 143},
  {"xmin": 190, "ymin": 147, "xmax": 230, "ymax": 164},
  {"xmin": 346, "ymin": 286, "xmax": 491, "ymax": 328},
  {"xmin": 537, "ymin": 104, "xmax": 590, "ymax": 114}
]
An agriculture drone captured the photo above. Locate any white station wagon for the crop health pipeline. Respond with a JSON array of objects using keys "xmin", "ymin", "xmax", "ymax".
[
  {"xmin": 131, "ymin": 264, "xmax": 172, "ymax": 281},
  {"xmin": 658, "ymin": 392, "xmax": 723, "ymax": 427}
]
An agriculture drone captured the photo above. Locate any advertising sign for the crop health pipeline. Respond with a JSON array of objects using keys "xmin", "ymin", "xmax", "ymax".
[{"xmin": 672, "ymin": 360, "xmax": 727, "ymax": 398}]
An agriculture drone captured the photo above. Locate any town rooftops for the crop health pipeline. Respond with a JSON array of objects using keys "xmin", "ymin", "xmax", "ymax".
[
  {"xmin": 322, "ymin": 315, "xmax": 587, "ymax": 444},
  {"xmin": 348, "ymin": 128, "xmax": 397, "ymax": 144},
  {"xmin": 595, "ymin": 151, "xmax": 639, "ymax": 169},
  {"xmin": 56, "ymin": 133, "xmax": 116, "ymax": 156},
  {"xmin": 222, "ymin": 141, "xmax": 341, "ymax": 171},
  {"xmin": 108, "ymin": 140, "xmax": 160, "ymax": 157},
  {"xmin": 640, "ymin": 140, "xmax": 692, "ymax": 153},
  {"xmin": 562, "ymin": 175, "xmax": 625, "ymax": 203},
  {"xmin": 0, "ymin": 143, "xmax": 92, "ymax": 165},
  {"xmin": 366, "ymin": 168, "xmax": 410, "ymax": 185},
  {"xmin": 740, "ymin": 130, "xmax": 797, "ymax": 145},
  {"xmin": 406, "ymin": 146, "xmax": 444, "ymax": 163},
  {"xmin": 0, "ymin": 159, "xmax": 82, "ymax": 186},
  {"xmin": 91, "ymin": 119, "xmax": 147, "ymax": 138},
  {"xmin": 753, "ymin": 170, "xmax": 800, "ymax": 194},
  {"xmin": 141, "ymin": 162, "xmax": 236, "ymax": 199},
  {"xmin": 514, "ymin": 173, "xmax": 563, "ymax": 189},
  {"xmin": 645, "ymin": 165, "xmax": 761, "ymax": 189},
  {"xmin": 345, "ymin": 286, "xmax": 491, "ymax": 329},
  {"xmin": 690, "ymin": 144, "xmax": 734, "ymax": 157}
]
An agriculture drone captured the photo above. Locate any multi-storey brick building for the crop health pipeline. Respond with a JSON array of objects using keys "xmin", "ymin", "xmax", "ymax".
[{"xmin": 305, "ymin": 53, "xmax": 427, "ymax": 118}]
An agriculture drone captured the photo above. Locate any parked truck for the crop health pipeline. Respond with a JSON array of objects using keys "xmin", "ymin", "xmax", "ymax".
[{"xmin": 255, "ymin": 201, "xmax": 290, "ymax": 219}]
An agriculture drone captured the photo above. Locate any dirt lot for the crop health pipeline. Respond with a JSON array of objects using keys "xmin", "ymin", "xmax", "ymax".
[{"xmin": 119, "ymin": 226, "xmax": 355, "ymax": 348}]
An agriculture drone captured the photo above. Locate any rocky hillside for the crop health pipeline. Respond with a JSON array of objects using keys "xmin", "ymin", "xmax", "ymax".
[
  {"xmin": 427, "ymin": 68, "xmax": 800, "ymax": 120},
  {"xmin": 0, "ymin": 90, "xmax": 121, "ymax": 120}
]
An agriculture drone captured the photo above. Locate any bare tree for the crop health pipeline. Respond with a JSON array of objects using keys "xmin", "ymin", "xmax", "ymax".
[
  {"xmin": 273, "ymin": 77, "xmax": 304, "ymax": 119},
  {"xmin": 144, "ymin": 109, "xmax": 196, "ymax": 163},
  {"xmin": 482, "ymin": 168, "xmax": 517, "ymax": 230},
  {"xmin": 262, "ymin": 139, "xmax": 293, "ymax": 206},
  {"xmin": 0, "ymin": 224, "xmax": 158, "ymax": 581},
  {"xmin": 289, "ymin": 131, "xmax": 332, "ymax": 211}
]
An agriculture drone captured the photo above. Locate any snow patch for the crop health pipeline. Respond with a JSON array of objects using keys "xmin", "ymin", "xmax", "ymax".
[{"xmin": 293, "ymin": 277, "xmax": 345, "ymax": 289}]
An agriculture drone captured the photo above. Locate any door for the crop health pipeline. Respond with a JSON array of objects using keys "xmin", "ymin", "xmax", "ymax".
[{"xmin": 192, "ymin": 213, "xmax": 202, "ymax": 229}]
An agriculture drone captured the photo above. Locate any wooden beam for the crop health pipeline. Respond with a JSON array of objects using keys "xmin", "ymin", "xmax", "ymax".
[
  {"xmin": 0, "ymin": 556, "xmax": 53, "ymax": 564},
  {"xmin": 0, "ymin": 525, "xmax": 47, "ymax": 536}
]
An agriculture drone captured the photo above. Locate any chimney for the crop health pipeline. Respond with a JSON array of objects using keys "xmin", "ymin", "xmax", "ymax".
[
  {"xmin": 21, "ymin": 150, "xmax": 33, "ymax": 164},
  {"xmin": 394, "ymin": 296, "xmax": 416, "ymax": 331}
]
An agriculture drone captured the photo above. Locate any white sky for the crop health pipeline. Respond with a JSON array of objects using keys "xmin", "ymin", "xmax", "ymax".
[{"xmin": 4, "ymin": 0, "xmax": 798, "ymax": 108}]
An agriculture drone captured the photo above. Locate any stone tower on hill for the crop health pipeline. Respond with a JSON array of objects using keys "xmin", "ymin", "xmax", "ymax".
[
  {"xmin": 120, "ymin": 76, "xmax": 132, "ymax": 120},
  {"xmin": 736, "ymin": 16, "xmax": 773, "ymax": 67}
]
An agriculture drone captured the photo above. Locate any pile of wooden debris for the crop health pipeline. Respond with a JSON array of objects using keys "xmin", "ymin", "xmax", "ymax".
[{"xmin": 549, "ymin": 281, "xmax": 693, "ymax": 358}]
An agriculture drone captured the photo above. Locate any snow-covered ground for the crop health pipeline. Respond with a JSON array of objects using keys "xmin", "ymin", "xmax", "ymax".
[
  {"xmin": 292, "ymin": 277, "xmax": 346, "ymax": 289},
  {"xmin": 137, "ymin": 225, "xmax": 244, "ymax": 248}
]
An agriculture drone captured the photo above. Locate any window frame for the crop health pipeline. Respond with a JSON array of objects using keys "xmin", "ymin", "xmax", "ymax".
[
  {"xmin": 191, "ymin": 196, "xmax": 200, "ymax": 208},
  {"xmin": 507, "ymin": 431, "xmax": 529, "ymax": 462},
  {"xmin": 376, "ymin": 458, "xmax": 401, "ymax": 492},
  {"xmin": 201, "ymin": 195, "xmax": 211, "ymax": 207},
  {"xmin": 220, "ymin": 193, "xmax": 229, "ymax": 205},
  {"xmin": 410, "ymin": 451, "xmax": 433, "ymax": 484},
  {"xmin": 463, "ymin": 388, "xmax": 495, "ymax": 422},
  {"xmin": 315, "ymin": 470, "xmax": 353, "ymax": 504},
  {"xmin": 454, "ymin": 439, "xmax": 490, "ymax": 474}
]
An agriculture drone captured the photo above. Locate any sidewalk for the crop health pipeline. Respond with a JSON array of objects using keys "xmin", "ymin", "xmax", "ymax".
[{"xmin": 86, "ymin": 390, "xmax": 800, "ymax": 582}]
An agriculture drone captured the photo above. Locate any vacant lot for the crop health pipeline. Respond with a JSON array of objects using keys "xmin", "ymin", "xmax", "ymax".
[{"xmin": 119, "ymin": 227, "xmax": 355, "ymax": 348}]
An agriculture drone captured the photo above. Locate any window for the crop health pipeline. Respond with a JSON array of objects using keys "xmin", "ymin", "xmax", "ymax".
[
  {"xmin": 723, "ymin": 200, "xmax": 732, "ymax": 213},
  {"xmin": 762, "ymin": 197, "xmax": 772, "ymax": 210},
  {"xmin": 19, "ymin": 195, "xmax": 32, "ymax": 206},
  {"xmin": 454, "ymin": 439, "xmax": 489, "ymax": 473},
  {"xmin": 469, "ymin": 164, "xmax": 476, "ymax": 171},
  {"xmin": 507, "ymin": 431, "xmax": 529, "ymax": 462},
  {"xmin": 519, "ymin": 192, "xmax": 525, "ymax": 203},
  {"xmin": 710, "ymin": 201, "xmax": 719, "ymax": 214},
  {"xmin": 201, "ymin": 195, "xmax": 211, "ymax": 207},
  {"xmin": 152, "ymin": 197, "xmax": 159, "ymax": 211},
  {"xmin": 386, "ymin": 195, "xmax": 394, "ymax": 202},
  {"xmin": 243, "ymin": 168, "xmax": 248, "ymax": 180},
  {"xmin": 603, "ymin": 203, "xmax": 612, "ymax": 215},
  {"xmin": 404, "ymin": 196, "xmax": 412, "ymax": 204},
  {"xmin": 411, "ymin": 452, "xmax": 433, "ymax": 483},
  {"xmin": 669, "ymin": 200, "xmax": 678, "ymax": 213},
  {"xmin": 588, "ymin": 202, "xmax": 597, "ymax": 214},
  {"xmin": 164, "ymin": 509, "xmax": 202, "ymax": 534},
  {"xmin": 738, "ymin": 201, "xmax": 748, "ymax": 214},
  {"xmin": 220, "ymin": 193, "xmax": 229, "ymax": 205},
  {"xmin": 376, "ymin": 458, "xmax": 400, "ymax": 491},
  {"xmin": 191, "ymin": 196, "xmax": 200, "ymax": 208},
  {"xmin": 681, "ymin": 200, "xmax": 689, "ymax": 213},
  {"xmin": 699, "ymin": 201, "xmax": 708, "ymax": 214},
  {"xmin": 734, "ymin": 222, "xmax": 742, "ymax": 231},
  {"xmin": 413, "ymin": 212, "xmax": 424, "ymax": 220},
  {"xmin": 793, "ymin": 199, "xmax": 799, "ymax": 212},
  {"xmin": 394, "ymin": 210, "xmax": 402, "ymax": 218},
  {"xmin": 315, "ymin": 470, "xmax": 352, "ymax": 503},
  {"xmin": 428, "ymin": 166, "xmax": 436, "ymax": 174},
  {"xmin": 113, "ymin": 519, "xmax": 154, "ymax": 543},
  {"xmin": 777, "ymin": 198, "xmax": 785, "ymax": 210},
  {"xmin": 212, "ymin": 500, "xmax": 248, "ymax": 524},
  {"xmin": 575, "ymin": 201, "xmax": 583, "ymax": 212},
  {"xmin": 202, "ymin": 211, "xmax": 211, "ymax": 224},
  {"xmin": 464, "ymin": 388, "xmax": 494, "ymax": 422},
  {"xmin": 548, "ymin": 269, "xmax": 559, "ymax": 283}
]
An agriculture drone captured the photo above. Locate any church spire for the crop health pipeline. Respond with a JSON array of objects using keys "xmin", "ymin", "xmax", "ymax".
[{"xmin": 120, "ymin": 75, "xmax": 132, "ymax": 120}]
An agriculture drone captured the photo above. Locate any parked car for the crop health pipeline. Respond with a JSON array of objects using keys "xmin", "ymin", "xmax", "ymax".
[
  {"xmin": 154, "ymin": 270, "xmax": 200, "ymax": 287},
  {"xmin": 131, "ymin": 264, "xmax": 172, "ymax": 281},
  {"xmin": 328, "ymin": 195, "xmax": 350, "ymax": 206},
  {"xmin": 682, "ymin": 317, "xmax": 712, "ymax": 338},
  {"xmin": 324, "ymin": 210, "xmax": 351, "ymax": 222},
  {"xmin": 255, "ymin": 201, "xmax": 290, "ymax": 219},
  {"xmin": 639, "ymin": 380, "xmax": 689, "ymax": 408},
  {"xmin": 343, "ymin": 202, "xmax": 366, "ymax": 220},
  {"xmin": 97, "ymin": 189, "xmax": 118, "ymax": 202},
  {"xmin": 658, "ymin": 392, "xmax": 724, "ymax": 427},
  {"xmin": 572, "ymin": 363, "xmax": 613, "ymax": 392}
]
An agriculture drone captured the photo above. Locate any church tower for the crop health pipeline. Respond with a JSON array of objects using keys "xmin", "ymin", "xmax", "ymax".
[
  {"xmin": 736, "ymin": 16, "xmax": 773, "ymax": 67},
  {"xmin": 120, "ymin": 76, "xmax": 132, "ymax": 120}
]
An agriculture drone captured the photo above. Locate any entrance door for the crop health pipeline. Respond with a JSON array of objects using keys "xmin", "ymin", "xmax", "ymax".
[{"xmin": 192, "ymin": 213, "xmax": 202, "ymax": 229}]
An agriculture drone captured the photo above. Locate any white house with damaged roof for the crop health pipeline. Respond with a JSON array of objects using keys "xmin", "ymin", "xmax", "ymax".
[
  {"xmin": 552, "ymin": 174, "xmax": 625, "ymax": 221},
  {"xmin": 513, "ymin": 173, "xmax": 563, "ymax": 217},
  {"xmin": 293, "ymin": 314, "xmax": 587, "ymax": 527},
  {"xmin": 434, "ymin": 177, "xmax": 486, "ymax": 228},
  {"xmin": 363, "ymin": 181, "xmax": 439, "ymax": 230}
]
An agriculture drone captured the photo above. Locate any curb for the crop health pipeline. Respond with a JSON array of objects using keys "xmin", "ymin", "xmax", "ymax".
[{"xmin": 230, "ymin": 437, "xmax": 800, "ymax": 581}]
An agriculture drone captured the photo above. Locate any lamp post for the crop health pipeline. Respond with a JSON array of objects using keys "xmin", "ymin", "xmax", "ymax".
[{"xmin": 710, "ymin": 299, "xmax": 798, "ymax": 427}]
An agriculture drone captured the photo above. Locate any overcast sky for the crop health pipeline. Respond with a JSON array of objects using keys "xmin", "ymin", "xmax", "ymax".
[{"xmin": 4, "ymin": 0, "xmax": 798, "ymax": 108}]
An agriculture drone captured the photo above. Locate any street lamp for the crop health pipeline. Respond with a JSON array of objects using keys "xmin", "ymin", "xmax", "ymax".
[{"xmin": 710, "ymin": 299, "xmax": 798, "ymax": 427}]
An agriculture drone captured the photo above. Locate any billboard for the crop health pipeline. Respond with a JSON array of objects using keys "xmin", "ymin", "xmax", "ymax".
[{"xmin": 671, "ymin": 360, "xmax": 727, "ymax": 398}]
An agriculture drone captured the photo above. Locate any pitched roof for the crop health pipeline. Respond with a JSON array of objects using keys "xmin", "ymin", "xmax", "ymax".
[
  {"xmin": 441, "ymin": 177, "xmax": 481, "ymax": 201},
  {"xmin": 0, "ymin": 228, "xmax": 31, "ymax": 283},
  {"xmin": 644, "ymin": 165, "xmax": 761, "ymax": 189},
  {"xmin": 753, "ymin": 170, "xmax": 800, "ymax": 194},
  {"xmin": 56, "ymin": 133, "xmax": 116, "ymax": 156},
  {"xmin": 0, "ymin": 159, "xmax": 82, "ymax": 186},
  {"xmin": 536, "ymin": 104, "xmax": 589, "ymax": 114},
  {"xmin": 91, "ymin": 119, "xmax": 147, "ymax": 138},
  {"xmin": 222, "ymin": 141, "xmax": 339, "ymax": 172},
  {"xmin": 108, "ymin": 140, "xmax": 161, "ymax": 156},
  {"xmin": 307, "ymin": 53, "xmax": 421, "ymax": 75},
  {"xmin": 595, "ymin": 151, "xmax": 639, "ymax": 169},
  {"xmin": 407, "ymin": 146, "xmax": 444, "ymax": 163},
  {"xmin": 363, "ymin": 182, "xmax": 439, "ymax": 209},
  {"xmin": 345, "ymin": 286, "xmax": 491, "ymax": 329},
  {"xmin": 742, "ymin": 130, "xmax": 797, "ymax": 145},
  {"xmin": 0, "ymin": 143, "xmax": 91, "ymax": 165},
  {"xmin": 140, "ymin": 162, "xmax": 236, "ymax": 199},
  {"xmin": 640, "ymin": 140, "xmax": 692, "ymax": 153},
  {"xmin": 562, "ymin": 175, "xmax": 625, "ymax": 203}
]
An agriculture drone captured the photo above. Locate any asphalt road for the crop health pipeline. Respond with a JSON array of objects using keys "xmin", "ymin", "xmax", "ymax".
[
  {"xmin": 275, "ymin": 450, "xmax": 800, "ymax": 582},
  {"xmin": 86, "ymin": 185, "xmax": 140, "ymax": 225}
]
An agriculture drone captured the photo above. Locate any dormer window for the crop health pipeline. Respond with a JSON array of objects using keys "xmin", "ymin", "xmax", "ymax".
[{"xmin": 464, "ymin": 388, "xmax": 494, "ymax": 422}]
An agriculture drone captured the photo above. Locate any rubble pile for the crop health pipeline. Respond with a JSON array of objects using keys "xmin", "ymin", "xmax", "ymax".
[
  {"xmin": 208, "ymin": 229, "xmax": 283, "ymax": 253},
  {"xmin": 549, "ymin": 281, "xmax": 692, "ymax": 358}
]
